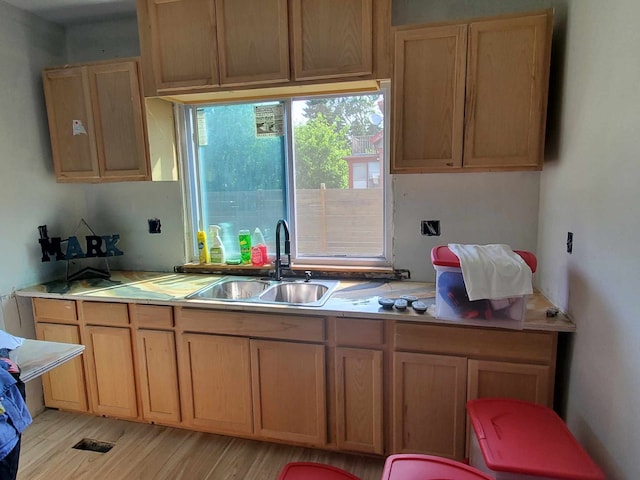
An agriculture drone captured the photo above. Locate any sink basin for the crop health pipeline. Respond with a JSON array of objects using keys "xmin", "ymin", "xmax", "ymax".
[
  {"xmin": 259, "ymin": 282, "xmax": 329, "ymax": 305},
  {"xmin": 186, "ymin": 277, "xmax": 339, "ymax": 306},
  {"xmin": 188, "ymin": 278, "xmax": 271, "ymax": 300}
]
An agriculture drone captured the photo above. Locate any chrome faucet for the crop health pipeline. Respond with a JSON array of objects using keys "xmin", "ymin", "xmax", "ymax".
[{"xmin": 274, "ymin": 219, "xmax": 291, "ymax": 281}]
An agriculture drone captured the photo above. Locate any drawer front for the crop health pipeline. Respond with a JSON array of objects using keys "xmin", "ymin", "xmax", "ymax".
[
  {"xmin": 133, "ymin": 304, "xmax": 173, "ymax": 329},
  {"xmin": 334, "ymin": 318, "xmax": 384, "ymax": 347},
  {"xmin": 81, "ymin": 301, "xmax": 130, "ymax": 326},
  {"xmin": 177, "ymin": 308, "xmax": 324, "ymax": 342},
  {"xmin": 394, "ymin": 322, "xmax": 555, "ymax": 364},
  {"xmin": 33, "ymin": 298, "xmax": 77, "ymax": 323}
]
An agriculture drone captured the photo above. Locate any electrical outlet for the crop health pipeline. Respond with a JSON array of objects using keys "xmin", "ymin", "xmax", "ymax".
[
  {"xmin": 421, "ymin": 220, "xmax": 440, "ymax": 236},
  {"xmin": 148, "ymin": 218, "xmax": 161, "ymax": 234},
  {"xmin": 566, "ymin": 232, "xmax": 573, "ymax": 253}
]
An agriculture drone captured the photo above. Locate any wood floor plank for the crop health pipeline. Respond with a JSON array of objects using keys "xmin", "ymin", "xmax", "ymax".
[{"xmin": 18, "ymin": 410, "xmax": 385, "ymax": 480}]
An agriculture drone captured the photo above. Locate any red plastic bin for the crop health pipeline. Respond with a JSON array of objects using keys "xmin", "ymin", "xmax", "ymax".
[
  {"xmin": 278, "ymin": 462, "xmax": 360, "ymax": 480},
  {"xmin": 467, "ymin": 398, "xmax": 605, "ymax": 480},
  {"xmin": 430, "ymin": 245, "xmax": 537, "ymax": 273},
  {"xmin": 381, "ymin": 454, "xmax": 492, "ymax": 480}
]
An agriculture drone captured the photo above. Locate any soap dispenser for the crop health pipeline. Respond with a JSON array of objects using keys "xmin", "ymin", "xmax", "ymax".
[
  {"xmin": 251, "ymin": 227, "xmax": 267, "ymax": 266},
  {"xmin": 208, "ymin": 225, "xmax": 226, "ymax": 264}
]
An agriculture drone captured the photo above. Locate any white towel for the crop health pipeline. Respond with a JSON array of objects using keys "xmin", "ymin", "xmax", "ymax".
[{"xmin": 448, "ymin": 244, "xmax": 533, "ymax": 301}]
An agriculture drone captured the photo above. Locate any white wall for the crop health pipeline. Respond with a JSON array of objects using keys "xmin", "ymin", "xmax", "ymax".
[
  {"xmin": 0, "ymin": 1, "xmax": 86, "ymax": 309},
  {"xmin": 0, "ymin": 0, "xmax": 86, "ymax": 413},
  {"xmin": 64, "ymin": 18, "xmax": 187, "ymax": 273},
  {"xmin": 393, "ymin": 173, "xmax": 540, "ymax": 280},
  {"xmin": 537, "ymin": 1, "xmax": 640, "ymax": 478}
]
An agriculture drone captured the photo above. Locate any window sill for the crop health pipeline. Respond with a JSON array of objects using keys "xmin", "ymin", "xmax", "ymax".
[{"xmin": 176, "ymin": 263, "xmax": 409, "ymax": 280}]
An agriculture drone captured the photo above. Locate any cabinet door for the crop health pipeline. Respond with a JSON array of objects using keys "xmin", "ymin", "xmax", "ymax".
[
  {"xmin": 392, "ymin": 24, "xmax": 467, "ymax": 173},
  {"xmin": 392, "ymin": 352, "xmax": 467, "ymax": 459},
  {"xmin": 89, "ymin": 61, "xmax": 150, "ymax": 181},
  {"xmin": 84, "ymin": 325, "xmax": 138, "ymax": 418},
  {"xmin": 464, "ymin": 11, "xmax": 552, "ymax": 168},
  {"xmin": 251, "ymin": 340, "xmax": 326, "ymax": 446},
  {"xmin": 35, "ymin": 323, "xmax": 88, "ymax": 412},
  {"xmin": 137, "ymin": 329, "xmax": 181, "ymax": 423},
  {"xmin": 335, "ymin": 347, "xmax": 383, "ymax": 454},
  {"xmin": 215, "ymin": 0, "xmax": 289, "ymax": 86},
  {"xmin": 467, "ymin": 359, "xmax": 551, "ymax": 406},
  {"xmin": 178, "ymin": 333, "xmax": 253, "ymax": 435},
  {"xmin": 42, "ymin": 67, "xmax": 100, "ymax": 182},
  {"xmin": 291, "ymin": 0, "xmax": 373, "ymax": 80},
  {"xmin": 142, "ymin": 0, "xmax": 218, "ymax": 92}
]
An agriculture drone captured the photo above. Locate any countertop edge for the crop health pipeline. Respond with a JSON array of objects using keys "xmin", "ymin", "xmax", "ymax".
[{"xmin": 15, "ymin": 272, "xmax": 576, "ymax": 333}]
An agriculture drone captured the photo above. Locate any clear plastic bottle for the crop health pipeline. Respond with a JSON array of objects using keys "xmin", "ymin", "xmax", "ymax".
[
  {"xmin": 251, "ymin": 228, "xmax": 268, "ymax": 266},
  {"xmin": 208, "ymin": 225, "xmax": 226, "ymax": 264},
  {"xmin": 238, "ymin": 229, "xmax": 252, "ymax": 265}
]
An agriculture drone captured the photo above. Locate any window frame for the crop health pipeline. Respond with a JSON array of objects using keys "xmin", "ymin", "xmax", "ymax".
[{"xmin": 178, "ymin": 81, "xmax": 393, "ymax": 268}]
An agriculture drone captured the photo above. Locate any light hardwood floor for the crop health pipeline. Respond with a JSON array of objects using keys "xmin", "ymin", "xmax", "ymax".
[{"xmin": 18, "ymin": 409, "xmax": 386, "ymax": 480}]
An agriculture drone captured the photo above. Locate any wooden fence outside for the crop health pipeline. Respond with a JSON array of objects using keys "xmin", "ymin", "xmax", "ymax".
[{"xmin": 204, "ymin": 188, "xmax": 383, "ymax": 256}]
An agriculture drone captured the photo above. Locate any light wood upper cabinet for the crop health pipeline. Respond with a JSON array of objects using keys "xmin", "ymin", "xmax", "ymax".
[
  {"xmin": 137, "ymin": 0, "xmax": 390, "ymax": 95},
  {"xmin": 89, "ymin": 62, "xmax": 150, "ymax": 180},
  {"xmin": 140, "ymin": 0, "xmax": 218, "ymax": 92},
  {"xmin": 290, "ymin": 0, "xmax": 373, "ymax": 81},
  {"xmin": 392, "ymin": 9, "xmax": 553, "ymax": 173},
  {"xmin": 43, "ymin": 59, "xmax": 151, "ymax": 182},
  {"xmin": 392, "ymin": 24, "xmax": 467, "ymax": 172},
  {"xmin": 216, "ymin": 0, "xmax": 290, "ymax": 86},
  {"xmin": 42, "ymin": 67, "xmax": 99, "ymax": 181},
  {"xmin": 464, "ymin": 12, "xmax": 552, "ymax": 168}
]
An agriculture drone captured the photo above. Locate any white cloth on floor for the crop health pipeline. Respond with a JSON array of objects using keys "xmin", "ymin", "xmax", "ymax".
[{"xmin": 448, "ymin": 244, "xmax": 533, "ymax": 301}]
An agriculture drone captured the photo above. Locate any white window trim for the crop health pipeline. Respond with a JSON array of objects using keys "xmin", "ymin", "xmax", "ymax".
[{"xmin": 177, "ymin": 82, "xmax": 393, "ymax": 268}]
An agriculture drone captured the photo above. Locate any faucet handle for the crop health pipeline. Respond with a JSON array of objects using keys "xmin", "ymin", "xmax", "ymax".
[{"xmin": 304, "ymin": 270, "xmax": 312, "ymax": 282}]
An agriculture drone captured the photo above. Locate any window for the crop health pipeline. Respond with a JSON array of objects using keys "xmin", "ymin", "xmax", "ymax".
[{"xmin": 181, "ymin": 85, "xmax": 390, "ymax": 267}]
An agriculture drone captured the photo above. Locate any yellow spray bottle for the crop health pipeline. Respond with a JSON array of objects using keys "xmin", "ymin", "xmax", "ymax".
[{"xmin": 197, "ymin": 230, "xmax": 210, "ymax": 263}]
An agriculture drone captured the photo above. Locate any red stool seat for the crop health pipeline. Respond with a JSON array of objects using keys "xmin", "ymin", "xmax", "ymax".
[
  {"xmin": 278, "ymin": 462, "xmax": 361, "ymax": 480},
  {"xmin": 382, "ymin": 454, "xmax": 493, "ymax": 480}
]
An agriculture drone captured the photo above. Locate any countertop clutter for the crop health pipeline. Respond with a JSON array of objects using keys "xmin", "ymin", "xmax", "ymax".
[{"xmin": 16, "ymin": 271, "xmax": 574, "ymax": 332}]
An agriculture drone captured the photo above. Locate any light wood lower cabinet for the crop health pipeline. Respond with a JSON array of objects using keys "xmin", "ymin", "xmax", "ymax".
[
  {"xmin": 251, "ymin": 339, "xmax": 326, "ymax": 446},
  {"xmin": 31, "ymin": 298, "xmax": 561, "ymax": 458},
  {"xmin": 178, "ymin": 333, "xmax": 253, "ymax": 435},
  {"xmin": 392, "ymin": 352, "xmax": 467, "ymax": 459},
  {"xmin": 137, "ymin": 329, "xmax": 181, "ymax": 424},
  {"xmin": 335, "ymin": 347, "xmax": 383, "ymax": 454},
  {"xmin": 35, "ymin": 322, "xmax": 88, "ymax": 412},
  {"xmin": 83, "ymin": 325, "xmax": 138, "ymax": 419},
  {"xmin": 467, "ymin": 359, "xmax": 551, "ymax": 405}
]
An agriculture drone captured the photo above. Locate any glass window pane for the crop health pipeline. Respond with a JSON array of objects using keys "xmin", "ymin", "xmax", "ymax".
[
  {"xmin": 292, "ymin": 93, "xmax": 385, "ymax": 258},
  {"xmin": 353, "ymin": 163, "xmax": 367, "ymax": 189},
  {"xmin": 196, "ymin": 102, "xmax": 286, "ymax": 260}
]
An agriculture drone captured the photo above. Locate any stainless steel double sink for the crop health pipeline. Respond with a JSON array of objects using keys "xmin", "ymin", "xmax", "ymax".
[{"xmin": 185, "ymin": 276, "xmax": 339, "ymax": 307}]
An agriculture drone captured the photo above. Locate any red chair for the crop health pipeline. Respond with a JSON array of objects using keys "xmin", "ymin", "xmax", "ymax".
[{"xmin": 278, "ymin": 462, "xmax": 361, "ymax": 480}]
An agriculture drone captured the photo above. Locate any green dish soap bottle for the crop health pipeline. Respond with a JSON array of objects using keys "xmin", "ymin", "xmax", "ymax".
[
  {"xmin": 208, "ymin": 225, "xmax": 226, "ymax": 264},
  {"xmin": 238, "ymin": 229, "xmax": 252, "ymax": 265}
]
